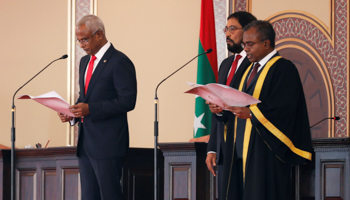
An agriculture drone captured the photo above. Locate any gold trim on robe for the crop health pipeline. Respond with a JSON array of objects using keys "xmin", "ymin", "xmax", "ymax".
[{"xmin": 235, "ymin": 56, "xmax": 312, "ymax": 182}]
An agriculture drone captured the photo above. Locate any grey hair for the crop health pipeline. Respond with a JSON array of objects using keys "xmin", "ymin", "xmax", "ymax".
[{"xmin": 76, "ymin": 15, "xmax": 106, "ymax": 36}]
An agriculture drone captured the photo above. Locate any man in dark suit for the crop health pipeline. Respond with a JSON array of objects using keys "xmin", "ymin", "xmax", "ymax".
[
  {"xmin": 220, "ymin": 20, "xmax": 312, "ymax": 200},
  {"xmin": 58, "ymin": 15, "xmax": 137, "ymax": 200},
  {"xmin": 205, "ymin": 11, "xmax": 256, "ymax": 200}
]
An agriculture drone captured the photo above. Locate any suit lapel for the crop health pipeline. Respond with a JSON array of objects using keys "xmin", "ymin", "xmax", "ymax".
[
  {"xmin": 218, "ymin": 56, "xmax": 234, "ymax": 84},
  {"xmin": 80, "ymin": 56, "xmax": 90, "ymax": 98},
  {"xmin": 84, "ymin": 44, "xmax": 115, "ymax": 101},
  {"xmin": 229, "ymin": 57, "xmax": 250, "ymax": 89}
]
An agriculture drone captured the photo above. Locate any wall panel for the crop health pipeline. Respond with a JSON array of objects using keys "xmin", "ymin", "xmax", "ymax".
[{"xmin": 232, "ymin": 0, "xmax": 348, "ymax": 137}]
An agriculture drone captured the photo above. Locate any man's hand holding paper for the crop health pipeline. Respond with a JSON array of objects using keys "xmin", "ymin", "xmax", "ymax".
[
  {"xmin": 70, "ymin": 103, "xmax": 90, "ymax": 118},
  {"xmin": 206, "ymin": 101, "xmax": 223, "ymax": 114},
  {"xmin": 225, "ymin": 106, "xmax": 251, "ymax": 119},
  {"xmin": 57, "ymin": 112, "xmax": 73, "ymax": 122}
]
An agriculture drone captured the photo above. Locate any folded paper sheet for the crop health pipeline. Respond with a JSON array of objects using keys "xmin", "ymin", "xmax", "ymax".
[
  {"xmin": 18, "ymin": 91, "xmax": 74, "ymax": 117},
  {"xmin": 185, "ymin": 82, "xmax": 261, "ymax": 109}
]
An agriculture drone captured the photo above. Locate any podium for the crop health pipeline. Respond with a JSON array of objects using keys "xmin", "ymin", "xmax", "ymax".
[
  {"xmin": 159, "ymin": 142, "xmax": 215, "ymax": 200},
  {"xmin": 159, "ymin": 139, "xmax": 350, "ymax": 200},
  {"xmin": 313, "ymin": 138, "xmax": 350, "ymax": 200},
  {"xmin": 1, "ymin": 139, "xmax": 349, "ymax": 200},
  {"xmin": 0, "ymin": 147, "xmax": 163, "ymax": 200}
]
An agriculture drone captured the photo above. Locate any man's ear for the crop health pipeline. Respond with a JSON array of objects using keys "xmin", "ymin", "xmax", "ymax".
[
  {"xmin": 264, "ymin": 40, "xmax": 271, "ymax": 49},
  {"xmin": 96, "ymin": 30, "xmax": 104, "ymax": 39}
]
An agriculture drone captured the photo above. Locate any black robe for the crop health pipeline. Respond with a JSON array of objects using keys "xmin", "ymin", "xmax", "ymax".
[{"xmin": 222, "ymin": 54, "xmax": 313, "ymax": 200}]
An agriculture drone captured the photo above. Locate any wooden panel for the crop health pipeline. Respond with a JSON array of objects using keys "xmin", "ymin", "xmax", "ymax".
[
  {"xmin": 324, "ymin": 163, "xmax": 344, "ymax": 199},
  {"xmin": 0, "ymin": 150, "xmax": 11, "ymax": 200},
  {"xmin": 123, "ymin": 148, "xmax": 163, "ymax": 200},
  {"xmin": 171, "ymin": 164, "xmax": 191, "ymax": 200},
  {"xmin": 17, "ymin": 169, "xmax": 36, "ymax": 200},
  {"xmin": 298, "ymin": 161, "xmax": 316, "ymax": 200},
  {"xmin": 0, "ymin": 147, "xmax": 160, "ymax": 200},
  {"xmin": 314, "ymin": 138, "xmax": 350, "ymax": 200},
  {"xmin": 0, "ymin": 155, "xmax": 3, "ymax": 200},
  {"xmin": 42, "ymin": 168, "xmax": 56, "ymax": 200},
  {"xmin": 159, "ymin": 142, "xmax": 215, "ymax": 200},
  {"xmin": 56, "ymin": 159, "xmax": 80, "ymax": 200},
  {"xmin": 62, "ymin": 168, "xmax": 80, "ymax": 200},
  {"xmin": 126, "ymin": 168, "xmax": 153, "ymax": 200}
]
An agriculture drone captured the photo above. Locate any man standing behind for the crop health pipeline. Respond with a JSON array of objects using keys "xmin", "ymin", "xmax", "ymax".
[
  {"xmin": 58, "ymin": 15, "xmax": 137, "ymax": 200},
  {"xmin": 205, "ymin": 11, "xmax": 256, "ymax": 200},
  {"xmin": 222, "ymin": 20, "xmax": 312, "ymax": 199}
]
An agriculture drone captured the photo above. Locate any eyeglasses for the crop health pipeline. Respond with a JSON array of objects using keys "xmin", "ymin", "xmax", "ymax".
[
  {"xmin": 223, "ymin": 26, "xmax": 242, "ymax": 34},
  {"xmin": 241, "ymin": 40, "xmax": 266, "ymax": 49},
  {"xmin": 76, "ymin": 30, "xmax": 99, "ymax": 45}
]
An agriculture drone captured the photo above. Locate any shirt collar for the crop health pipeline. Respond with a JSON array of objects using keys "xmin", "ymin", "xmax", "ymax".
[
  {"xmin": 235, "ymin": 49, "xmax": 247, "ymax": 60},
  {"xmin": 257, "ymin": 49, "xmax": 277, "ymax": 68},
  {"xmin": 94, "ymin": 41, "xmax": 111, "ymax": 61}
]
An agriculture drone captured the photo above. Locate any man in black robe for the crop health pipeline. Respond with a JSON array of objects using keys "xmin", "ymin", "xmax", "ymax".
[{"xmin": 217, "ymin": 20, "xmax": 313, "ymax": 200}]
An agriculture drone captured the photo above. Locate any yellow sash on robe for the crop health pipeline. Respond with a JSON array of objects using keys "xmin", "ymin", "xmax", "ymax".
[{"xmin": 236, "ymin": 56, "xmax": 312, "ymax": 182}]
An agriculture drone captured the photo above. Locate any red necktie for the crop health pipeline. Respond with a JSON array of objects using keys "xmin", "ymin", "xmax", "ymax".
[
  {"xmin": 85, "ymin": 55, "xmax": 97, "ymax": 94},
  {"xmin": 226, "ymin": 55, "xmax": 242, "ymax": 85},
  {"xmin": 247, "ymin": 63, "xmax": 260, "ymax": 86}
]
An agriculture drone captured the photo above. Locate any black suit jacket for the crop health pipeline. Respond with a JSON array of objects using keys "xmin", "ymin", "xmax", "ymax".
[
  {"xmin": 207, "ymin": 54, "xmax": 251, "ymax": 164},
  {"xmin": 76, "ymin": 44, "xmax": 137, "ymax": 159}
]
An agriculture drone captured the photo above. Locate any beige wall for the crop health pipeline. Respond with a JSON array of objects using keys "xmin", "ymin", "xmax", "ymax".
[
  {"xmin": 0, "ymin": 0, "xmax": 201, "ymax": 149},
  {"xmin": 252, "ymin": 0, "xmax": 331, "ymax": 28},
  {"xmin": 0, "ymin": 0, "xmax": 337, "ymax": 149},
  {"xmin": 0, "ymin": 1, "xmax": 68, "ymax": 148},
  {"xmin": 97, "ymin": 0, "xmax": 201, "ymax": 148}
]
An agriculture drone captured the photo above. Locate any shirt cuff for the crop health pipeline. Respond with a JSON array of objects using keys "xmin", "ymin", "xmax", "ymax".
[
  {"xmin": 69, "ymin": 118, "xmax": 76, "ymax": 126},
  {"xmin": 216, "ymin": 112, "xmax": 223, "ymax": 116}
]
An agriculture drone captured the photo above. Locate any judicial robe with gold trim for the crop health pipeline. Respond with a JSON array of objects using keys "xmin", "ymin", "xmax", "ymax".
[{"xmin": 222, "ymin": 54, "xmax": 313, "ymax": 200}]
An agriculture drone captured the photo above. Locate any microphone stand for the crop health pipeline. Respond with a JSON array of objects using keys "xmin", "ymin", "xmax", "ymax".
[
  {"xmin": 310, "ymin": 116, "xmax": 340, "ymax": 128},
  {"xmin": 153, "ymin": 49, "xmax": 212, "ymax": 200},
  {"xmin": 10, "ymin": 54, "xmax": 67, "ymax": 200}
]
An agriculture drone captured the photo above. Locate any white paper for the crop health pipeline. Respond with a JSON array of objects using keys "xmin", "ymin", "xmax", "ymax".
[
  {"xmin": 18, "ymin": 91, "xmax": 74, "ymax": 117},
  {"xmin": 185, "ymin": 82, "xmax": 261, "ymax": 109}
]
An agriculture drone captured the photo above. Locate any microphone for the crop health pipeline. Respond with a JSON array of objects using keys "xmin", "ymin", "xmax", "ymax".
[
  {"xmin": 10, "ymin": 54, "xmax": 67, "ymax": 200},
  {"xmin": 155, "ymin": 49, "xmax": 212, "ymax": 96},
  {"xmin": 310, "ymin": 116, "xmax": 340, "ymax": 128},
  {"xmin": 153, "ymin": 49, "xmax": 212, "ymax": 200},
  {"xmin": 12, "ymin": 54, "xmax": 68, "ymax": 103}
]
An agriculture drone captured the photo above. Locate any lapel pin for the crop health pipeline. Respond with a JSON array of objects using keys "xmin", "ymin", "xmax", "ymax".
[{"xmin": 104, "ymin": 60, "xmax": 107, "ymax": 63}]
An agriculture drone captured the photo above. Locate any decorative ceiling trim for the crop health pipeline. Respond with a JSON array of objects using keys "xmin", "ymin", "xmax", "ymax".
[
  {"xmin": 232, "ymin": 0, "xmax": 250, "ymax": 12},
  {"xmin": 347, "ymin": 0, "xmax": 350, "ymax": 138},
  {"xmin": 267, "ymin": 10, "xmax": 334, "ymax": 47}
]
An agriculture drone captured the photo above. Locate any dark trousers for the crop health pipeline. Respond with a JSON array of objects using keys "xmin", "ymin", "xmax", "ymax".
[{"xmin": 78, "ymin": 127, "xmax": 124, "ymax": 200}]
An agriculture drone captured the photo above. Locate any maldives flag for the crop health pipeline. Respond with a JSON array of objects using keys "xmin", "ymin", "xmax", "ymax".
[{"xmin": 194, "ymin": 0, "xmax": 218, "ymax": 138}]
